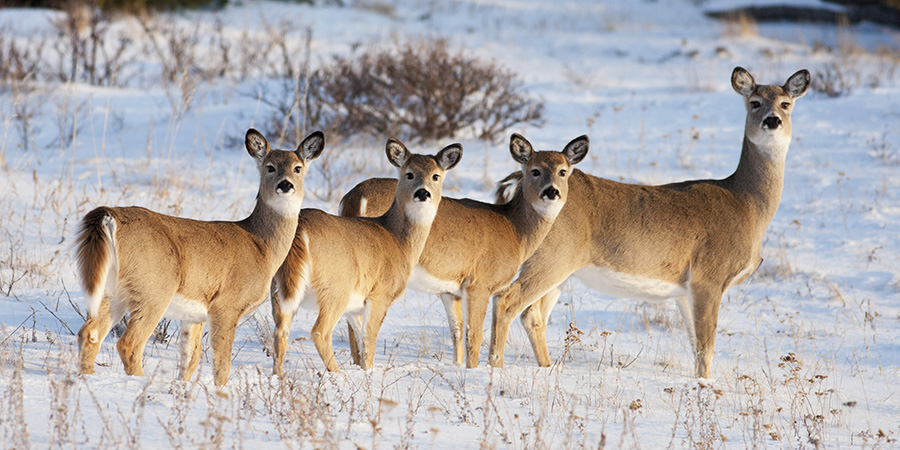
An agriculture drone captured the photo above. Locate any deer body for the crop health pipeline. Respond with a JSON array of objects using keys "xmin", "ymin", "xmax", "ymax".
[
  {"xmin": 489, "ymin": 67, "xmax": 810, "ymax": 378},
  {"xmin": 271, "ymin": 139, "xmax": 462, "ymax": 374},
  {"xmin": 75, "ymin": 129, "xmax": 324, "ymax": 386},
  {"xmin": 339, "ymin": 134, "xmax": 587, "ymax": 367}
]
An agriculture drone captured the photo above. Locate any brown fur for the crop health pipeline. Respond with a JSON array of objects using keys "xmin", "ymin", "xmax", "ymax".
[
  {"xmin": 271, "ymin": 139, "xmax": 462, "ymax": 374},
  {"xmin": 75, "ymin": 129, "xmax": 324, "ymax": 386},
  {"xmin": 338, "ymin": 134, "xmax": 587, "ymax": 367},
  {"xmin": 489, "ymin": 67, "xmax": 810, "ymax": 378}
]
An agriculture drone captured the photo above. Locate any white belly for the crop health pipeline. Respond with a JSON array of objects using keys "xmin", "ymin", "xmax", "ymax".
[
  {"xmin": 164, "ymin": 294, "xmax": 209, "ymax": 323},
  {"xmin": 296, "ymin": 286, "xmax": 367, "ymax": 316},
  {"xmin": 407, "ymin": 265, "xmax": 462, "ymax": 296},
  {"xmin": 572, "ymin": 265, "xmax": 686, "ymax": 301}
]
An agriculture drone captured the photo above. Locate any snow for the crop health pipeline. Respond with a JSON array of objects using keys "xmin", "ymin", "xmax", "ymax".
[{"xmin": 1, "ymin": 0, "xmax": 899, "ymax": 448}]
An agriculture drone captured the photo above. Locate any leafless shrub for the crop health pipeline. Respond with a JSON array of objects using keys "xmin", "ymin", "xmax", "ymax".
[
  {"xmin": 811, "ymin": 63, "xmax": 857, "ymax": 97},
  {"xmin": 312, "ymin": 37, "xmax": 545, "ymax": 144},
  {"xmin": 50, "ymin": 0, "xmax": 134, "ymax": 87}
]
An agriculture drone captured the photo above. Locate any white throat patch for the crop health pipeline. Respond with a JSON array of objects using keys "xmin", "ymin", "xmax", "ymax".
[
  {"xmin": 406, "ymin": 200, "xmax": 438, "ymax": 225},
  {"xmin": 532, "ymin": 198, "xmax": 564, "ymax": 220}
]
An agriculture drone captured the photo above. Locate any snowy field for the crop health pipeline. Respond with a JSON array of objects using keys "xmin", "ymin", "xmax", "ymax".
[{"xmin": 1, "ymin": 0, "xmax": 899, "ymax": 448}]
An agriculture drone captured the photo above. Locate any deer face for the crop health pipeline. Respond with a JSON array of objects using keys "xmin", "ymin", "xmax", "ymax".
[
  {"xmin": 386, "ymin": 138, "xmax": 462, "ymax": 225},
  {"xmin": 732, "ymin": 67, "xmax": 809, "ymax": 160},
  {"xmin": 247, "ymin": 129, "xmax": 324, "ymax": 218},
  {"xmin": 510, "ymin": 133, "xmax": 588, "ymax": 219}
]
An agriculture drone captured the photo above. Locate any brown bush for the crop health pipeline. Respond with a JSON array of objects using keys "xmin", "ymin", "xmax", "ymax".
[{"xmin": 311, "ymin": 38, "xmax": 544, "ymax": 144}]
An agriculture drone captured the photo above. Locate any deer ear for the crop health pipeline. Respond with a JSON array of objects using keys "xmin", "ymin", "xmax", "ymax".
[
  {"xmin": 297, "ymin": 131, "xmax": 325, "ymax": 161},
  {"xmin": 246, "ymin": 128, "xmax": 269, "ymax": 160},
  {"xmin": 562, "ymin": 135, "xmax": 589, "ymax": 165},
  {"xmin": 784, "ymin": 69, "xmax": 810, "ymax": 99},
  {"xmin": 436, "ymin": 143, "xmax": 462, "ymax": 171},
  {"xmin": 386, "ymin": 138, "xmax": 410, "ymax": 168},
  {"xmin": 731, "ymin": 66, "xmax": 756, "ymax": 97},
  {"xmin": 509, "ymin": 133, "xmax": 534, "ymax": 165}
]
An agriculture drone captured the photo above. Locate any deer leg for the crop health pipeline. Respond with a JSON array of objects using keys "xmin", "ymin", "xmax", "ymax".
[
  {"xmin": 490, "ymin": 266, "xmax": 572, "ymax": 368},
  {"xmin": 208, "ymin": 315, "xmax": 239, "ymax": 386},
  {"xmin": 116, "ymin": 291, "xmax": 170, "ymax": 377},
  {"xmin": 464, "ymin": 287, "xmax": 491, "ymax": 368},
  {"xmin": 361, "ymin": 300, "xmax": 391, "ymax": 370},
  {"xmin": 675, "ymin": 296, "xmax": 698, "ymax": 356},
  {"xmin": 179, "ymin": 321, "xmax": 205, "ymax": 382},
  {"xmin": 78, "ymin": 295, "xmax": 114, "ymax": 375},
  {"xmin": 271, "ymin": 304, "xmax": 294, "ymax": 377},
  {"xmin": 346, "ymin": 313, "xmax": 365, "ymax": 366},
  {"xmin": 439, "ymin": 293, "xmax": 464, "ymax": 366},
  {"xmin": 520, "ymin": 287, "xmax": 561, "ymax": 367},
  {"xmin": 310, "ymin": 298, "xmax": 346, "ymax": 373},
  {"xmin": 689, "ymin": 283, "xmax": 723, "ymax": 379}
]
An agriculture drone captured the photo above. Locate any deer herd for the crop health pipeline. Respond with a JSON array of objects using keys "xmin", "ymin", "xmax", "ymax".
[{"xmin": 75, "ymin": 67, "xmax": 810, "ymax": 386}]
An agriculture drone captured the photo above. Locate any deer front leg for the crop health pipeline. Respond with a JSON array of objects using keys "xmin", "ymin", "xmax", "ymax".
[
  {"xmin": 346, "ymin": 314, "xmax": 364, "ymax": 366},
  {"xmin": 464, "ymin": 287, "xmax": 492, "ymax": 368},
  {"xmin": 439, "ymin": 293, "xmax": 464, "ymax": 366},
  {"xmin": 179, "ymin": 321, "xmax": 205, "ymax": 382},
  {"xmin": 690, "ymin": 282, "xmax": 723, "ymax": 379},
  {"xmin": 209, "ymin": 315, "xmax": 239, "ymax": 386},
  {"xmin": 520, "ymin": 287, "xmax": 561, "ymax": 367},
  {"xmin": 361, "ymin": 300, "xmax": 391, "ymax": 370}
]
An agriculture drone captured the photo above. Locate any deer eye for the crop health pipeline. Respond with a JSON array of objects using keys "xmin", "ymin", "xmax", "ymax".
[
  {"xmin": 781, "ymin": 102, "xmax": 790, "ymax": 109},
  {"xmin": 406, "ymin": 172, "xmax": 414, "ymax": 180},
  {"xmin": 266, "ymin": 165, "xmax": 276, "ymax": 173},
  {"xmin": 432, "ymin": 174, "xmax": 440, "ymax": 181},
  {"xmin": 531, "ymin": 169, "xmax": 540, "ymax": 177},
  {"xmin": 294, "ymin": 165, "xmax": 303, "ymax": 174},
  {"xmin": 559, "ymin": 169, "xmax": 567, "ymax": 177},
  {"xmin": 750, "ymin": 100, "xmax": 761, "ymax": 109}
]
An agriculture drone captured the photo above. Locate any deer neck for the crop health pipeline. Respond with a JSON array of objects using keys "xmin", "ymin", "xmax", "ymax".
[
  {"xmin": 730, "ymin": 135, "xmax": 787, "ymax": 227},
  {"xmin": 502, "ymin": 189, "xmax": 557, "ymax": 262},
  {"xmin": 379, "ymin": 199, "xmax": 433, "ymax": 269},
  {"xmin": 239, "ymin": 198, "xmax": 300, "ymax": 267}
]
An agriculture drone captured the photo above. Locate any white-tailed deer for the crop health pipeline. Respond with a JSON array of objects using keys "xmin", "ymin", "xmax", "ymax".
[
  {"xmin": 271, "ymin": 139, "xmax": 462, "ymax": 374},
  {"xmin": 75, "ymin": 129, "xmax": 324, "ymax": 386},
  {"xmin": 489, "ymin": 67, "xmax": 810, "ymax": 378},
  {"xmin": 339, "ymin": 134, "xmax": 588, "ymax": 367}
]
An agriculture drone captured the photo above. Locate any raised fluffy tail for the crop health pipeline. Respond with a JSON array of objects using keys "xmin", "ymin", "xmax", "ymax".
[
  {"xmin": 494, "ymin": 171, "xmax": 523, "ymax": 205},
  {"xmin": 274, "ymin": 230, "xmax": 310, "ymax": 314},
  {"xmin": 75, "ymin": 207, "xmax": 117, "ymax": 318}
]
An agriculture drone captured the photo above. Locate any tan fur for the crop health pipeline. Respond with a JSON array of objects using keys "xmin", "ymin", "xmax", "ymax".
[
  {"xmin": 75, "ymin": 129, "xmax": 325, "ymax": 386},
  {"xmin": 339, "ymin": 134, "xmax": 587, "ymax": 367},
  {"xmin": 271, "ymin": 139, "xmax": 462, "ymax": 374},
  {"xmin": 489, "ymin": 67, "xmax": 810, "ymax": 378}
]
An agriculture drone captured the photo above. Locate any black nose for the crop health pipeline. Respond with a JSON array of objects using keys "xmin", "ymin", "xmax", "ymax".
[
  {"xmin": 541, "ymin": 187, "xmax": 559, "ymax": 200},
  {"xmin": 277, "ymin": 180, "xmax": 294, "ymax": 193},
  {"xmin": 414, "ymin": 189, "xmax": 431, "ymax": 201},
  {"xmin": 763, "ymin": 116, "xmax": 782, "ymax": 129}
]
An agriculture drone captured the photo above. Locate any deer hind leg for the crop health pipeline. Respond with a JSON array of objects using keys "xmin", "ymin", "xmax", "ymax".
[
  {"xmin": 310, "ymin": 293, "xmax": 348, "ymax": 373},
  {"xmin": 520, "ymin": 287, "xmax": 561, "ymax": 367},
  {"xmin": 439, "ymin": 293, "xmax": 464, "ymax": 366},
  {"xmin": 78, "ymin": 295, "xmax": 118, "ymax": 374},
  {"xmin": 179, "ymin": 321, "xmax": 205, "ymax": 382},
  {"xmin": 464, "ymin": 286, "xmax": 492, "ymax": 368},
  {"xmin": 675, "ymin": 296, "xmax": 698, "ymax": 358},
  {"xmin": 361, "ymin": 299, "xmax": 391, "ymax": 370},
  {"xmin": 346, "ymin": 314, "xmax": 365, "ymax": 366},
  {"xmin": 271, "ymin": 303, "xmax": 295, "ymax": 377},
  {"xmin": 116, "ymin": 290, "xmax": 172, "ymax": 377},
  {"xmin": 490, "ymin": 266, "xmax": 572, "ymax": 368},
  {"xmin": 689, "ymin": 282, "xmax": 724, "ymax": 379}
]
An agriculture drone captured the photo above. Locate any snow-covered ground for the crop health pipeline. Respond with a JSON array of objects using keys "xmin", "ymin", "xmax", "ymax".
[{"xmin": 1, "ymin": 0, "xmax": 898, "ymax": 448}]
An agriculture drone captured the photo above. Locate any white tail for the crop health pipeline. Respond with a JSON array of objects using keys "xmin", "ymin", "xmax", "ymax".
[
  {"xmin": 339, "ymin": 133, "xmax": 587, "ymax": 367},
  {"xmin": 271, "ymin": 139, "xmax": 462, "ymax": 374},
  {"xmin": 489, "ymin": 67, "xmax": 810, "ymax": 378},
  {"xmin": 75, "ymin": 129, "xmax": 324, "ymax": 386}
]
